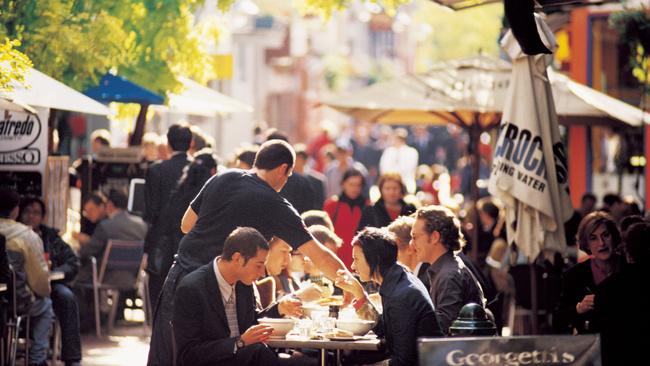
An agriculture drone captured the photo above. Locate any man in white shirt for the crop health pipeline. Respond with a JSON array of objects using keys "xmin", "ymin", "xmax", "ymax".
[{"xmin": 379, "ymin": 128, "xmax": 419, "ymax": 194}]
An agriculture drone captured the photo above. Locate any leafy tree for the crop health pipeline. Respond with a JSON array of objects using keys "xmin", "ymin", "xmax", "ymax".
[
  {"xmin": 0, "ymin": 0, "xmax": 217, "ymax": 96},
  {"xmin": 413, "ymin": 1, "xmax": 503, "ymax": 72},
  {"xmin": 0, "ymin": 38, "xmax": 32, "ymax": 91}
]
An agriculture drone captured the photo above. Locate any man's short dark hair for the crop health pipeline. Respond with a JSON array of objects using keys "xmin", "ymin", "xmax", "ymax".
[
  {"xmin": 253, "ymin": 139, "xmax": 295, "ymax": 171},
  {"xmin": 222, "ymin": 227, "xmax": 269, "ymax": 264},
  {"xmin": 265, "ymin": 128, "xmax": 289, "ymax": 142},
  {"xmin": 353, "ymin": 227, "xmax": 397, "ymax": 279},
  {"xmin": 301, "ymin": 210, "xmax": 334, "ymax": 231},
  {"xmin": 84, "ymin": 191, "xmax": 107, "ymax": 206},
  {"xmin": 107, "ymin": 189, "xmax": 128, "ymax": 210},
  {"xmin": 0, "ymin": 188, "xmax": 20, "ymax": 218},
  {"xmin": 167, "ymin": 124, "xmax": 193, "ymax": 152},
  {"xmin": 19, "ymin": 195, "xmax": 46, "ymax": 218},
  {"xmin": 236, "ymin": 146, "xmax": 258, "ymax": 167},
  {"xmin": 603, "ymin": 193, "xmax": 622, "ymax": 207},
  {"xmin": 581, "ymin": 193, "xmax": 596, "ymax": 204},
  {"xmin": 415, "ymin": 205, "xmax": 465, "ymax": 251},
  {"xmin": 477, "ymin": 198, "xmax": 499, "ymax": 220}
]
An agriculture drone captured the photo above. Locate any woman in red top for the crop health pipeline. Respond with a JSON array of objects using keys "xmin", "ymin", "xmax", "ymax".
[
  {"xmin": 323, "ymin": 168, "xmax": 368, "ymax": 269},
  {"xmin": 357, "ymin": 172, "xmax": 417, "ymax": 231}
]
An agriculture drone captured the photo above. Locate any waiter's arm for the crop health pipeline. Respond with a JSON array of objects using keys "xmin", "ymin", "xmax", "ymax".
[
  {"xmin": 298, "ymin": 240, "xmax": 362, "ymax": 291},
  {"xmin": 181, "ymin": 206, "xmax": 198, "ymax": 234}
]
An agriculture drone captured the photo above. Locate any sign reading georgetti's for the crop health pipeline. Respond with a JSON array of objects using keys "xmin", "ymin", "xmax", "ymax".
[
  {"xmin": 418, "ymin": 335, "xmax": 601, "ymax": 366},
  {"xmin": 0, "ymin": 109, "xmax": 42, "ymax": 165}
]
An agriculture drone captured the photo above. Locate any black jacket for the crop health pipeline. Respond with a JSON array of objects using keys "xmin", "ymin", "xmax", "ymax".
[
  {"xmin": 279, "ymin": 172, "xmax": 318, "ymax": 214},
  {"xmin": 553, "ymin": 259, "xmax": 601, "ymax": 334},
  {"xmin": 376, "ymin": 264, "xmax": 442, "ymax": 366},
  {"xmin": 38, "ymin": 225, "xmax": 79, "ymax": 283},
  {"xmin": 357, "ymin": 199, "xmax": 416, "ymax": 231},
  {"xmin": 144, "ymin": 152, "xmax": 192, "ymax": 255},
  {"xmin": 173, "ymin": 262, "xmax": 280, "ymax": 366}
]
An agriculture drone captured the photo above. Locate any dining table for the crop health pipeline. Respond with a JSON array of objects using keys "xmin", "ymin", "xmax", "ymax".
[{"xmin": 266, "ymin": 336, "xmax": 383, "ymax": 366}]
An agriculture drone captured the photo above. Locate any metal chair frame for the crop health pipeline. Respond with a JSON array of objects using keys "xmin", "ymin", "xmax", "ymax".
[
  {"xmin": 90, "ymin": 239, "xmax": 145, "ymax": 338},
  {"xmin": 3, "ymin": 265, "xmax": 30, "ymax": 366}
]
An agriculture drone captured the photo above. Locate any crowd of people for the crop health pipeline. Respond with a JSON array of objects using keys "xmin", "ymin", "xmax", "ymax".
[{"xmin": 0, "ymin": 121, "xmax": 648, "ymax": 366}]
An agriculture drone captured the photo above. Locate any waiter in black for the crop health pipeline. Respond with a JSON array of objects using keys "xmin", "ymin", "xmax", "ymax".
[
  {"xmin": 147, "ymin": 139, "xmax": 362, "ymax": 366},
  {"xmin": 143, "ymin": 124, "xmax": 193, "ymax": 307}
]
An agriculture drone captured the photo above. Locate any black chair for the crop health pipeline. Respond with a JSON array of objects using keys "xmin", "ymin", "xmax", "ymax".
[
  {"xmin": 90, "ymin": 239, "xmax": 145, "ymax": 337},
  {"xmin": 3, "ymin": 265, "xmax": 30, "ymax": 366}
]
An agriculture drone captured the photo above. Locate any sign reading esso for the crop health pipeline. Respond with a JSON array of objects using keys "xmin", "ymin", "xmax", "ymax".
[{"xmin": 0, "ymin": 110, "xmax": 42, "ymax": 165}]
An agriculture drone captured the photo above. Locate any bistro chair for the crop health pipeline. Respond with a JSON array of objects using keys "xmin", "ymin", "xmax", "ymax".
[
  {"xmin": 4, "ymin": 265, "xmax": 30, "ymax": 366},
  {"xmin": 90, "ymin": 239, "xmax": 145, "ymax": 337}
]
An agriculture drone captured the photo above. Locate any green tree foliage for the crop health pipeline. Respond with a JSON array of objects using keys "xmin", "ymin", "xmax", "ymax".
[
  {"xmin": 413, "ymin": 1, "xmax": 503, "ymax": 72},
  {"xmin": 0, "ymin": 0, "xmax": 216, "ymax": 96},
  {"xmin": 0, "ymin": 38, "xmax": 32, "ymax": 91}
]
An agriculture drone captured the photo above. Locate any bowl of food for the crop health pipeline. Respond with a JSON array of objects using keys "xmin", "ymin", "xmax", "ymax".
[
  {"xmin": 302, "ymin": 304, "xmax": 328, "ymax": 320},
  {"xmin": 258, "ymin": 318, "xmax": 296, "ymax": 339},
  {"xmin": 335, "ymin": 319, "xmax": 375, "ymax": 336}
]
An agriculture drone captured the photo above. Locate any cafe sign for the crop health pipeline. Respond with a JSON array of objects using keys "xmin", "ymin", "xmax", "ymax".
[
  {"xmin": 418, "ymin": 335, "xmax": 601, "ymax": 366},
  {"xmin": 0, "ymin": 109, "xmax": 43, "ymax": 166}
]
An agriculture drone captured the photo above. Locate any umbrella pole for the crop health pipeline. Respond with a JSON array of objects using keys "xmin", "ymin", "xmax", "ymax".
[
  {"xmin": 130, "ymin": 103, "xmax": 149, "ymax": 146},
  {"xmin": 530, "ymin": 262, "xmax": 539, "ymax": 334},
  {"xmin": 470, "ymin": 121, "xmax": 481, "ymax": 263}
]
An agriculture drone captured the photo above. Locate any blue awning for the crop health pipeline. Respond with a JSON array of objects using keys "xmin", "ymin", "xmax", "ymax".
[{"xmin": 84, "ymin": 73, "xmax": 165, "ymax": 105}]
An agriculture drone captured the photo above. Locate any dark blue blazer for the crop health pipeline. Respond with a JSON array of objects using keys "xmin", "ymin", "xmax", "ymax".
[
  {"xmin": 376, "ymin": 264, "xmax": 442, "ymax": 366},
  {"xmin": 173, "ymin": 262, "xmax": 279, "ymax": 366}
]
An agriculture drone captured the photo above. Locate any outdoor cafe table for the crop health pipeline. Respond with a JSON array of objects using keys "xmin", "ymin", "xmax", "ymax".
[{"xmin": 266, "ymin": 336, "xmax": 382, "ymax": 366}]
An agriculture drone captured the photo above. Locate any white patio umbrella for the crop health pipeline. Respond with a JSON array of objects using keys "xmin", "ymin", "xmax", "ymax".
[
  {"xmin": 1, "ymin": 67, "xmax": 111, "ymax": 115},
  {"xmin": 0, "ymin": 96, "xmax": 36, "ymax": 114},
  {"xmin": 159, "ymin": 77, "xmax": 253, "ymax": 117},
  {"xmin": 488, "ymin": 14, "xmax": 575, "ymax": 334},
  {"xmin": 489, "ymin": 16, "xmax": 574, "ymax": 262}
]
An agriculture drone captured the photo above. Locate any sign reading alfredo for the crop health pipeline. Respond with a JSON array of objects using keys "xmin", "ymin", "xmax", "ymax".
[
  {"xmin": 487, "ymin": 13, "xmax": 573, "ymax": 260},
  {"xmin": 0, "ymin": 109, "xmax": 42, "ymax": 165},
  {"xmin": 418, "ymin": 335, "xmax": 601, "ymax": 366},
  {"xmin": 0, "ymin": 106, "xmax": 48, "ymax": 197}
]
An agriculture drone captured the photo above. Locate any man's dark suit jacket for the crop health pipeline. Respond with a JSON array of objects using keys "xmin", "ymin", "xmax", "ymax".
[
  {"xmin": 173, "ymin": 262, "xmax": 280, "ymax": 366},
  {"xmin": 144, "ymin": 152, "xmax": 191, "ymax": 270}
]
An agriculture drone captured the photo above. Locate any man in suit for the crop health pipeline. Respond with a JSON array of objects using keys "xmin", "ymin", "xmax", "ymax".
[
  {"xmin": 77, "ymin": 189, "xmax": 147, "ymax": 285},
  {"xmin": 144, "ymin": 124, "xmax": 193, "ymax": 305},
  {"xmin": 173, "ymin": 227, "xmax": 313, "ymax": 366}
]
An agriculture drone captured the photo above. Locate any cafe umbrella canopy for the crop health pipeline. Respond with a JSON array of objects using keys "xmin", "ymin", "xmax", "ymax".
[
  {"xmin": 322, "ymin": 53, "xmax": 650, "ymax": 259},
  {"xmin": 322, "ymin": 55, "xmax": 512, "ymax": 260}
]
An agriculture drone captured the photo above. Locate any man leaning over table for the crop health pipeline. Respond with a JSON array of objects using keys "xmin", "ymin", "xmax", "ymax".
[
  {"xmin": 148, "ymin": 139, "xmax": 364, "ymax": 366},
  {"xmin": 173, "ymin": 227, "xmax": 316, "ymax": 366}
]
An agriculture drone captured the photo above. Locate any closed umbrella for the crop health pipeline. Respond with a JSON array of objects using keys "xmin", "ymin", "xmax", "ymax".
[{"xmin": 488, "ymin": 13, "xmax": 574, "ymax": 333}]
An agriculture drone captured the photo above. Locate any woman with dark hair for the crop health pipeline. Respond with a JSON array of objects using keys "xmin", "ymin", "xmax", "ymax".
[
  {"xmin": 153, "ymin": 151, "xmax": 219, "ymax": 296},
  {"xmin": 553, "ymin": 211, "xmax": 626, "ymax": 334},
  {"xmin": 357, "ymin": 172, "xmax": 416, "ymax": 231},
  {"xmin": 18, "ymin": 196, "xmax": 82, "ymax": 365},
  {"xmin": 336, "ymin": 227, "xmax": 442, "ymax": 366},
  {"xmin": 323, "ymin": 168, "xmax": 368, "ymax": 269}
]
